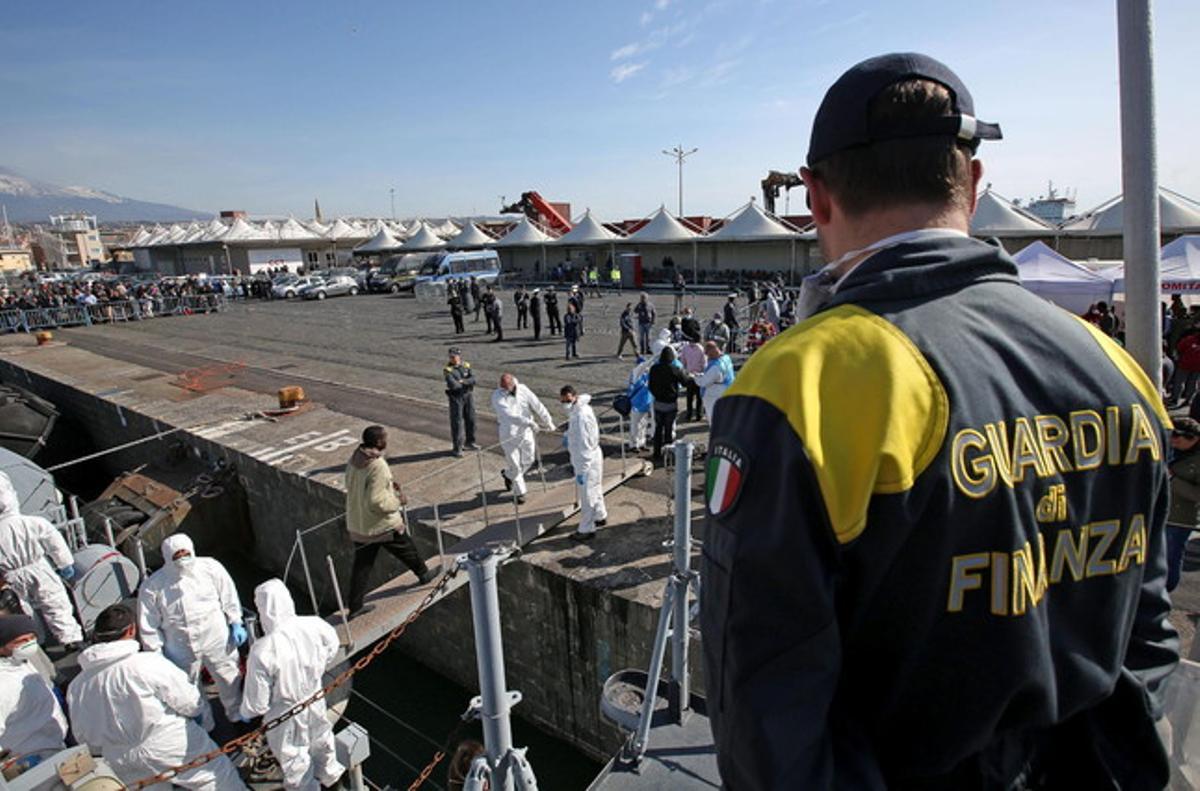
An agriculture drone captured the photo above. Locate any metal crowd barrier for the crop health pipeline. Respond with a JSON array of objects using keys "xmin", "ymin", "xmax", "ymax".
[{"xmin": 0, "ymin": 294, "xmax": 226, "ymax": 333}]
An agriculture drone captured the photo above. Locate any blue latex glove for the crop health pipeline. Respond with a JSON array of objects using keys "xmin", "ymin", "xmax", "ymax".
[
  {"xmin": 230, "ymin": 623, "xmax": 248, "ymax": 647},
  {"xmin": 562, "ymin": 434, "xmax": 570, "ymax": 448},
  {"xmin": 57, "ymin": 565, "xmax": 75, "ymax": 581},
  {"xmin": 575, "ymin": 473, "xmax": 586, "ymax": 485}
]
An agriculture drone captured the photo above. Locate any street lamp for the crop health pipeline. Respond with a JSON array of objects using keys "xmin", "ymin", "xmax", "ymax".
[
  {"xmin": 390, "ymin": 188, "xmax": 396, "ymax": 221},
  {"xmin": 662, "ymin": 144, "xmax": 698, "ymax": 217}
]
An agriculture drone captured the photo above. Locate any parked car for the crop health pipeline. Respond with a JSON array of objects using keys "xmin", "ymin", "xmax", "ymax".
[
  {"xmin": 302, "ymin": 274, "xmax": 358, "ymax": 300},
  {"xmin": 273, "ymin": 275, "xmax": 320, "ymax": 299}
]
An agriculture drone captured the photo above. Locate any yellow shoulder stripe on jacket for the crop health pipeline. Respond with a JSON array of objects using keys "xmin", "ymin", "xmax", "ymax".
[
  {"xmin": 1071, "ymin": 316, "xmax": 1171, "ymax": 428},
  {"xmin": 726, "ymin": 304, "xmax": 949, "ymax": 544}
]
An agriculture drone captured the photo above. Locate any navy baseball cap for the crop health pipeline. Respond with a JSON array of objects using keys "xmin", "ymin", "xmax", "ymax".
[{"xmin": 806, "ymin": 52, "xmax": 1002, "ymax": 167}]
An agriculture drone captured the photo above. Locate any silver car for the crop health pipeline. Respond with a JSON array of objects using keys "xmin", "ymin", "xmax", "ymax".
[{"xmin": 302, "ymin": 274, "xmax": 359, "ymax": 300}]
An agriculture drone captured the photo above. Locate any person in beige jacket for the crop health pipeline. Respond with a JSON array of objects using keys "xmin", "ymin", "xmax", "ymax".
[{"xmin": 345, "ymin": 425, "xmax": 437, "ymax": 616}]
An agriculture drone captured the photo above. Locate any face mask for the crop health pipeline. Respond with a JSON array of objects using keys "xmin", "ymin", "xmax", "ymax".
[
  {"xmin": 796, "ymin": 236, "xmax": 915, "ymax": 322},
  {"xmin": 6, "ymin": 640, "xmax": 38, "ymax": 664},
  {"xmin": 174, "ymin": 555, "xmax": 196, "ymax": 573}
]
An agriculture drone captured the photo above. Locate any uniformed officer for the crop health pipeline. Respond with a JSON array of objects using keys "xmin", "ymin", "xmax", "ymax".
[
  {"xmin": 544, "ymin": 287, "xmax": 562, "ymax": 335},
  {"xmin": 702, "ymin": 53, "xmax": 1178, "ymax": 789},
  {"xmin": 529, "ymin": 288, "xmax": 543, "ymax": 340},
  {"xmin": 444, "ymin": 347, "xmax": 478, "ymax": 457},
  {"xmin": 448, "ymin": 284, "xmax": 465, "ymax": 334}
]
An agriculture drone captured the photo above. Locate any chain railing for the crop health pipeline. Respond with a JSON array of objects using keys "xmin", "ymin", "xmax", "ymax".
[{"xmin": 127, "ymin": 566, "xmax": 460, "ymax": 789}]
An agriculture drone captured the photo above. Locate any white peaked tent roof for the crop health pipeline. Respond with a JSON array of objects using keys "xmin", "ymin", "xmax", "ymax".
[
  {"xmin": 494, "ymin": 216, "xmax": 552, "ymax": 246},
  {"xmin": 401, "ymin": 222, "xmax": 447, "ymax": 250},
  {"xmin": 325, "ymin": 218, "xmax": 361, "ymax": 240},
  {"xmin": 385, "ymin": 220, "xmax": 410, "ymax": 238},
  {"xmin": 142, "ymin": 226, "xmax": 168, "ymax": 246},
  {"xmin": 553, "ymin": 210, "xmax": 621, "ymax": 245},
  {"xmin": 706, "ymin": 201, "xmax": 800, "ymax": 241},
  {"xmin": 181, "ymin": 222, "xmax": 208, "ymax": 243},
  {"xmin": 435, "ymin": 219, "xmax": 461, "ymax": 238},
  {"xmin": 200, "ymin": 218, "xmax": 229, "ymax": 242},
  {"xmin": 355, "ymin": 226, "xmax": 403, "ymax": 253},
  {"xmin": 162, "ymin": 224, "xmax": 189, "ymax": 244},
  {"xmin": 1061, "ymin": 188, "xmax": 1200, "ymax": 234},
  {"xmin": 276, "ymin": 217, "xmax": 319, "ymax": 241},
  {"xmin": 306, "ymin": 219, "xmax": 330, "ymax": 236},
  {"xmin": 1012, "ymin": 241, "xmax": 1113, "ymax": 314},
  {"xmin": 222, "ymin": 217, "xmax": 270, "ymax": 242},
  {"xmin": 128, "ymin": 227, "xmax": 152, "ymax": 246},
  {"xmin": 445, "ymin": 222, "xmax": 496, "ymax": 248},
  {"xmin": 627, "ymin": 206, "xmax": 700, "ymax": 242},
  {"xmin": 971, "ymin": 190, "xmax": 1052, "ymax": 235}
]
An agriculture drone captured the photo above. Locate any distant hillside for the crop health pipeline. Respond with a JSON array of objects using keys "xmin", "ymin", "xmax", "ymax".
[{"xmin": 0, "ymin": 166, "xmax": 209, "ymax": 223}]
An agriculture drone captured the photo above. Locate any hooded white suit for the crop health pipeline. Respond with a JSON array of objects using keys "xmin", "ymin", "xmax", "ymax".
[
  {"xmin": 565, "ymin": 394, "xmax": 607, "ymax": 534},
  {"xmin": 67, "ymin": 638, "xmax": 245, "ymax": 790},
  {"xmin": 491, "ymin": 379, "xmax": 555, "ymax": 497},
  {"xmin": 628, "ymin": 332, "xmax": 675, "ymax": 451},
  {"xmin": 242, "ymin": 579, "xmax": 344, "ymax": 790},
  {"xmin": 137, "ymin": 534, "xmax": 244, "ymax": 722},
  {"xmin": 0, "ymin": 657, "xmax": 67, "ymax": 758},
  {"xmin": 0, "ymin": 472, "xmax": 83, "ymax": 645}
]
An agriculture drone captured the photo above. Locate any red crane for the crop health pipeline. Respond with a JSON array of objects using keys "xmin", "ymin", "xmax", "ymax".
[{"xmin": 499, "ymin": 191, "xmax": 572, "ymax": 236}]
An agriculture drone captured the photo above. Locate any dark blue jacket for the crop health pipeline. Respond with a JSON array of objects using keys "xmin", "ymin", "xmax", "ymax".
[{"xmin": 702, "ymin": 235, "xmax": 1177, "ymax": 789}]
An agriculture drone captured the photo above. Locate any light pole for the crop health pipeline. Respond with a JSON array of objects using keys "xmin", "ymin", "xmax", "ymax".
[
  {"xmin": 389, "ymin": 188, "xmax": 396, "ymax": 221},
  {"xmin": 662, "ymin": 144, "xmax": 698, "ymax": 217}
]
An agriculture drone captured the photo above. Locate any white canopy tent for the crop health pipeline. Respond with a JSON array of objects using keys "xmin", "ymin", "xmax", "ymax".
[
  {"xmin": 355, "ymin": 226, "xmax": 403, "ymax": 254},
  {"xmin": 400, "ymin": 222, "xmax": 447, "ymax": 250},
  {"xmin": 704, "ymin": 201, "xmax": 799, "ymax": 242},
  {"xmin": 444, "ymin": 222, "xmax": 496, "ymax": 249},
  {"xmin": 1110, "ymin": 235, "xmax": 1200, "ymax": 294},
  {"xmin": 1012, "ymin": 241, "xmax": 1114, "ymax": 314},
  {"xmin": 325, "ymin": 218, "xmax": 363, "ymax": 241},
  {"xmin": 970, "ymin": 190, "xmax": 1053, "ymax": 236},
  {"xmin": 552, "ymin": 210, "xmax": 621, "ymax": 245},
  {"xmin": 494, "ymin": 217, "xmax": 553, "ymax": 246},
  {"xmin": 276, "ymin": 217, "xmax": 320, "ymax": 242},
  {"xmin": 626, "ymin": 206, "xmax": 700, "ymax": 243}
]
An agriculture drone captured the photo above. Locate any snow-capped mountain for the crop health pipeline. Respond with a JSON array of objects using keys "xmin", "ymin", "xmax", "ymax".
[{"xmin": 0, "ymin": 167, "xmax": 208, "ymax": 222}]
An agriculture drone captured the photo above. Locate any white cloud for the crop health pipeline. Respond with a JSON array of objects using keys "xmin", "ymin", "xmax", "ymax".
[
  {"xmin": 640, "ymin": 10, "xmax": 654, "ymax": 26},
  {"xmin": 655, "ymin": 0, "xmax": 672, "ymax": 8},
  {"xmin": 611, "ymin": 43, "xmax": 640, "ymax": 60},
  {"xmin": 611, "ymin": 62, "xmax": 648, "ymax": 83},
  {"xmin": 660, "ymin": 66, "xmax": 695, "ymax": 89}
]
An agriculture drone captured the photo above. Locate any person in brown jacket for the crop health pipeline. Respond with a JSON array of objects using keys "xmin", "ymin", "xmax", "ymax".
[{"xmin": 345, "ymin": 425, "xmax": 438, "ymax": 616}]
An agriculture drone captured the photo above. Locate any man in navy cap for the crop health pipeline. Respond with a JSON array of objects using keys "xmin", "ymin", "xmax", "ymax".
[{"xmin": 701, "ymin": 53, "xmax": 1177, "ymax": 789}]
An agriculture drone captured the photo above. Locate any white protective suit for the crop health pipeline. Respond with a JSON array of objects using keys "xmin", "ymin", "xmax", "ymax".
[
  {"xmin": 0, "ymin": 473, "xmax": 83, "ymax": 645},
  {"xmin": 491, "ymin": 379, "xmax": 555, "ymax": 498},
  {"xmin": 67, "ymin": 639, "xmax": 246, "ymax": 790},
  {"xmin": 565, "ymin": 394, "xmax": 607, "ymax": 534},
  {"xmin": 241, "ymin": 579, "xmax": 344, "ymax": 790},
  {"xmin": 138, "ymin": 534, "xmax": 244, "ymax": 722},
  {"xmin": 628, "ymin": 332, "xmax": 675, "ymax": 450},
  {"xmin": 694, "ymin": 354, "xmax": 735, "ymax": 425},
  {"xmin": 0, "ymin": 657, "xmax": 67, "ymax": 758}
]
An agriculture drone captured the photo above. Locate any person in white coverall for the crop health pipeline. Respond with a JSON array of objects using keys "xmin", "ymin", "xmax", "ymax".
[
  {"xmin": 627, "ymin": 331, "xmax": 675, "ymax": 451},
  {"xmin": 0, "ymin": 613, "xmax": 67, "ymax": 760},
  {"xmin": 692, "ymin": 340, "xmax": 737, "ymax": 424},
  {"xmin": 491, "ymin": 373, "xmax": 555, "ymax": 504},
  {"xmin": 241, "ymin": 579, "xmax": 344, "ymax": 790},
  {"xmin": 560, "ymin": 386, "xmax": 607, "ymax": 541},
  {"xmin": 67, "ymin": 604, "xmax": 246, "ymax": 790},
  {"xmin": 138, "ymin": 533, "xmax": 247, "ymax": 723},
  {"xmin": 0, "ymin": 472, "xmax": 83, "ymax": 647}
]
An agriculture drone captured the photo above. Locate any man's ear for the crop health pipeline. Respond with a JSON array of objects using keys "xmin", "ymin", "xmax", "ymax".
[{"xmin": 800, "ymin": 167, "xmax": 833, "ymax": 226}]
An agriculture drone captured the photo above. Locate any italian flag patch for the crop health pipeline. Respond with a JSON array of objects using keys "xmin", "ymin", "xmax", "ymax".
[{"xmin": 706, "ymin": 443, "xmax": 747, "ymax": 517}]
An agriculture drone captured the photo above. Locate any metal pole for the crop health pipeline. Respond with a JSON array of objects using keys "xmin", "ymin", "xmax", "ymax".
[
  {"xmin": 670, "ymin": 441, "xmax": 693, "ymax": 721},
  {"xmin": 631, "ymin": 584, "xmax": 675, "ymax": 760},
  {"xmin": 432, "ymin": 502, "xmax": 447, "ymax": 562},
  {"xmin": 67, "ymin": 495, "xmax": 79, "ymax": 520},
  {"xmin": 295, "ymin": 530, "xmax": 319, "ymax": 614},
  {"xmin": 512, "ymin": 495, "xmax": 523, "ymax": 545},
  {"xmin": 534, "ymin": 443, "xmax": 548, "ymax": 493},
  {"xmin": 102, "ymin": 516, "xmax": 116, "ymax": 548},
  {"xmin": 326, "ymin": 554, "xmax": 354, "ymax": 648},
  {"xmin": 1117, "ymin": 0, "xmax": 1161, "ymax": 387},
  {"xmin": 477, "ymin": 449, "xmax": 492, "ymax": 529},
  {"xmin": 465, "ymin": 548, "xmax": 515, "ymax": 791},
  {"xmin": 134, "ymin": 538, "xmax": 148, "ymax": 580},
  {"xmin": 618, "ymin": 414, "xmax": 627, "ymax": 477}
]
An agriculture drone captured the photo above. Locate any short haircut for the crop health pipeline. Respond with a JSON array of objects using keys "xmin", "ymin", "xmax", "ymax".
[
  {"xmin": 560, "ymin": 384, "xmax": 576, "ymax": 397},
  {"xmin": 362, "ymin": 425, "xmax": 387, "ymax": 447},
  {"xmin": 93, "ymin": 604, "xmax": 136, "ymax": 642},
  {"xmin": 811, "ymin": 79, "xmax": 974, "ymax": 217}
]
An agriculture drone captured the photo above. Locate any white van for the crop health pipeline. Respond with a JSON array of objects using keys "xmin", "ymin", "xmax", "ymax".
[{"xmin": 414, "ymin": 250, "xmax": 501, "ymax": 286}]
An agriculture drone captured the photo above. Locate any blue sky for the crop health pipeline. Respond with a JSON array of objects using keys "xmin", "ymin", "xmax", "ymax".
[{"xmin": 4, "ymin": 1, "xmax": 1198, "ymax": 220}]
